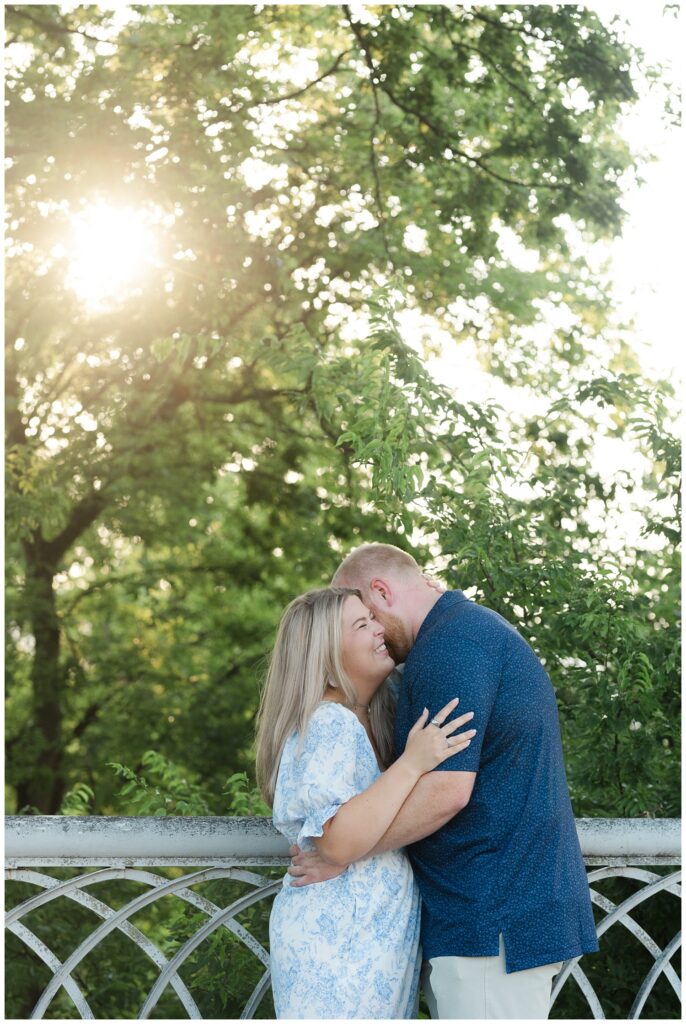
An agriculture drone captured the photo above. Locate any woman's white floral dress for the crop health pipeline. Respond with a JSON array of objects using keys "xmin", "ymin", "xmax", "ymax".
[{"xmin": 270, "ymin": 701, "xmax": 421, "ymax": 1019}]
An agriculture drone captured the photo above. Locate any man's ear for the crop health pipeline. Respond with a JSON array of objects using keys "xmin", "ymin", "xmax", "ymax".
[{"xmin": 369, "ymin": 578, "xmax": 392, "ymax": 604}]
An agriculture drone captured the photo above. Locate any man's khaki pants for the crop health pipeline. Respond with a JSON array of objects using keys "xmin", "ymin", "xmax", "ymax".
[{"xmin": 424, "ymin": 935, "xmax": 563, "ymax": 1019}]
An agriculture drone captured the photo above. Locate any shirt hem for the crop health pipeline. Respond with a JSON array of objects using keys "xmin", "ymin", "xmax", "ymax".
[
  {"xmin": 504, "ymin": 940, "xmax": 600, "ymax": 974},
  {"xmin": 424, "ymin": 939, "xmax": 600, "ymax": 974}
]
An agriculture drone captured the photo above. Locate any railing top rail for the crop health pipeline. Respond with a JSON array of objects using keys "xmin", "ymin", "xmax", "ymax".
[
  {"xmin": 4, "ymin": 816, "xmax": 681, "ymax": 867},
  {"xmin": 576, "ymin": 817, "xmax": 681, "ymax": 861}
]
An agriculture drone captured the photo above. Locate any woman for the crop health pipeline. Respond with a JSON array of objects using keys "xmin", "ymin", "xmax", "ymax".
[{"xmin": 255, "ymin": 587, "xmax": 476, "ymax": 1019}]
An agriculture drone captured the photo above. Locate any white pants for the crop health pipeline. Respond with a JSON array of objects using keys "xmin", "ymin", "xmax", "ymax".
[{"xmin": 424, "ymin": 935, "xmax": 563, "ymax": 1019}]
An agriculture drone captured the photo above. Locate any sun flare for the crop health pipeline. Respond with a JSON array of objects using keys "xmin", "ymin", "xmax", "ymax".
[{"xmin": 65, "ymin": 203, "xmax": 157, "ymax": 309}]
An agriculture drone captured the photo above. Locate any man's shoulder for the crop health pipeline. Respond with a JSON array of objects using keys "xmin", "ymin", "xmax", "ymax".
[
  {"xmin": 403, "ymin": 597, "xmax": 528, "ymax": 685},
  {"xmin": 419, "ymin": 592, "xmax": 518, "ymax": 650},
  {"xmin": 412, "ymin": 597, "xmax": 547, "ymax": 689}
]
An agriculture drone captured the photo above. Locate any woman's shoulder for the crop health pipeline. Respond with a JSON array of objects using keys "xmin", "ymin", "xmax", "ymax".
[
  {"xmin": 312, "ymin": 699, "xmax": 354, "ymax": 719},
  {"xmin": 299, "ymin": 700, "xmax": 360, "ymax": 747},
  {"xmin": 306, "ymin": 700, "xmax": 357, "ymax": 732},
  {"xmin": 280, "ymin": 702, "xmax": 351, "ymax": 759}
]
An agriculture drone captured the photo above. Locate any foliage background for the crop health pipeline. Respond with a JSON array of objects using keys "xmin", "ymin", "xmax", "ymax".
[{"xmin": 5, "ymin": 2, "xmax": 680, "ymax": 1019}]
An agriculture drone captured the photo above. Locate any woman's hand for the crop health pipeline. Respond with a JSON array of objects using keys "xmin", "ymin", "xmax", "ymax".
[
  {"xmin": 303, "ymin": 698, "xmax": 475, "ymax": 869},
  {"xmin": 402, "ymin": 699, "xmax": 476, "ymax": 775},
  {"xmin": 288, "ymin": 844, "xmax": 347, "ymax": 887}
]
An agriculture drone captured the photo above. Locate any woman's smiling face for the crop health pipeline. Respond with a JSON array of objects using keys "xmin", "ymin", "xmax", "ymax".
[{"xmin": 340, "ymin": 594, "xmax": 395, "ymax": 695}]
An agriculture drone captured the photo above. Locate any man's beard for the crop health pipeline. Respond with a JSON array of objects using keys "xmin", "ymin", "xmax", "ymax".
[{"xmin": 381, "ymin": 612, "xmax": 413, "ymax": 664}]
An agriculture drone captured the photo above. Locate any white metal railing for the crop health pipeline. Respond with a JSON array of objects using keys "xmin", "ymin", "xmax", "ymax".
[{"xmin": 5, "ymin": 816, "xmax": 682, "ymax": 1019}]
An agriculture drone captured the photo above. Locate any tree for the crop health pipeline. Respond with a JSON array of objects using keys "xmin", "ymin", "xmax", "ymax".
[
  {"xmin": 343, "ymin": 297, "xmax": 680, "ymax": 819},
  {"xmin": 5, "ymin": 8, "xmax": 680, "ymax": 1018},
  {"xmin": 5, "ymin": 3, "xmax": 677, "ymax": 826}
]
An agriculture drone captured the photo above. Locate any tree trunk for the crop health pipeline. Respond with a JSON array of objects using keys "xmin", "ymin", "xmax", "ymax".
[{"xmin": 17, "ymin": 540, "xmax": 65, "ymax": 813}]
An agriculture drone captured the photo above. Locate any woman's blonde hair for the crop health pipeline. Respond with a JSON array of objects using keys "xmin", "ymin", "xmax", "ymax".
[{"xmin": 255, "ymin": 587, "xmax": 396, "ymax": 807}]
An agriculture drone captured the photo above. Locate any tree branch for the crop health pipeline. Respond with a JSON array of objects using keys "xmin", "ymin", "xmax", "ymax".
[
  {"xmin": 196, "ymin": 382, "xmax": 308, "ymax": 405},
  {"xmin": 343, "ymin": 7, "xmax": 392, "ymax": 261},
  {"xmin": 440, "ymin": 31, "xmax": 538, "ymax": 110},
  {"xmin": 343, "ymin": 8, "xmax": 574, "ymax": 193},
  {"xmin": 70, "ymin": 700, "xmax": 103, "ymax": 741},
  {"xmin": 5, "ymin": 366, "xmax": 29, "ymax": 450},
  {"xmin": 471, "ymin": 9, "xmax": 624, "ymax": 81},
  {"xmin": 5, "ymin": 5, "xmax": 107, "ymax": 45},
  {"xmin": 260, "ymin": 49, "xmax": 353, "ymax": 106},
  {"xmin": 388, "ymin": 79, "xmax": 573, "ymax": 191},
  {"xmin": 42, "ymin": 490, "xmax": 108, "ymax": 565},
  {"xmin": 208, "ymin": 49, "xmax": 353, "ymax": 124}
]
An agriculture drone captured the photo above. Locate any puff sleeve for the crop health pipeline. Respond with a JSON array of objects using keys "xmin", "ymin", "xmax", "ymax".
[{"xmin": 273, "ymin": 703, "xmax": 367, "ymax": 849}]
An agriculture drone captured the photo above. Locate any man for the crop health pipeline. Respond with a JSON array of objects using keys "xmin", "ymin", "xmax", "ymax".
[{"xmin": 289, "ymin": 542, "xmax": 598, "ymax": 1019}]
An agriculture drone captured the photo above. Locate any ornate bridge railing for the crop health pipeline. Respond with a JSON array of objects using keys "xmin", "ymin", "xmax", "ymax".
[{"xmin": 5, "ymin": 816, "xmax": 681, "ymax": 1019}]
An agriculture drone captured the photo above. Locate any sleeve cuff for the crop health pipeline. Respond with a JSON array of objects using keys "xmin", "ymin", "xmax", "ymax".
[{"xmin": 297, "ymin": 785, "xmax": 359, "ymax": 846}]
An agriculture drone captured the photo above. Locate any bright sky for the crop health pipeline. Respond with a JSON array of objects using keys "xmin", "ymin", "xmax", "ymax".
[
  {"xmin": 6, "ymin": 2, "xmax": 678, "ymax": 560},
  {"xmin": 590, "ymin": 0, "xmax": 683, "ymax": 381},
  {"xmin": 11, "ymin": 3, "xmax": 681, "ymax": 394},
  {"xmin": 418, "ymin": 2, "xmax": 682, "ymax": 393},
  {"xmin": 405, "ymin": 2, "xmax": 682, "ymax": 554},
  {"xmin": 21, "ymin": 1, "xmax": 680, "ymax": 380}
]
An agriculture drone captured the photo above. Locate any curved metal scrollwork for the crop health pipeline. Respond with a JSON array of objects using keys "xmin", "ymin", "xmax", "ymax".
[
  {"xmin": 6, "ymin": 866, "xmax": 281, "ymax": 1019},
  {"xmin": 5, "ymin": 817, "xmax": 682, "ymax": 1020},
  {"xmin": 550, "ymin": 867, "xmax": 681, "ymax": 1019}
]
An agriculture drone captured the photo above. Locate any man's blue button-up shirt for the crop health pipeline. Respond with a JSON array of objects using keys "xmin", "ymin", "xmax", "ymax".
[{"xmin": 395, "ymin": 590, "xmax": 599, "ymax": 973}]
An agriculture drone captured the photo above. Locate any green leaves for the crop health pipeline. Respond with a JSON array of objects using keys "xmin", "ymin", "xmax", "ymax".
[
  {"xmin": 59, "ymin": 781, "xmax": 95, "ymax": 816},
  {"xmin": 222, "ymin": 771, "xmax": 270, "ymax": 816},
  {"xmin": 107, "ymin": 750, "xmax": 215, "ymax": 816},
  {"xmin": 3, "ymin": 7, "xmax": 679, "ymax": 1018},
  {"xmin": 105, "ymin": 757, "xmax": 269, "ymax": 817},
  {"xmin": 4, "ymin": 0, "xmax": 679, "ymax": 829}
]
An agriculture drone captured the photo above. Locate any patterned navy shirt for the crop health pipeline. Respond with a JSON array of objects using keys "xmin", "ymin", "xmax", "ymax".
[{"xmin": 394, "ymin": 590, "xmax": 599, "ymax": 973}]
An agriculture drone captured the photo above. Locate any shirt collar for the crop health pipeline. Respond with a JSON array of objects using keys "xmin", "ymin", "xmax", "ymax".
[{"xmin": 414, "ymin": 589, "xmax": 467, "ymax": 646}]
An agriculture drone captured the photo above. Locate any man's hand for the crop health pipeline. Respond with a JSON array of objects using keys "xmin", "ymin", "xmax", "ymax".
[
  {"xmin": 422, "ymin": 573, "xmax": 446, "ymax": 594},
  {"xmin": 287, "ymin": 844, "xmax": 349, "ymax": 887}
]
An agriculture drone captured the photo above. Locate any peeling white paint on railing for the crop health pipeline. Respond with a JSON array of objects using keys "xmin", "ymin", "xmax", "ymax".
[
  {"xmin": 5, "ymin": 816, "xmax": 682, "ymax": 1019},
  {"xmin": 5, "ymin": 815, "xmax": 681, "ymax": 866},
  {"xmin": 575, "ymin": 817, "xmax": 681, "ymax": 864},
  {"xmin": 5, "ymin": 814, "xmax": 289, "ymax": 866}
]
